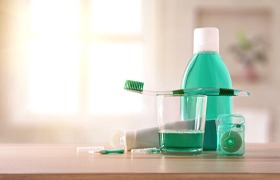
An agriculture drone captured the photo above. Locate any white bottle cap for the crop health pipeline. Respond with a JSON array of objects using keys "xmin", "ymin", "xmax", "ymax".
[{"xmin": 193, "ymin": 27, "xmax": 219, "ymax": 54}]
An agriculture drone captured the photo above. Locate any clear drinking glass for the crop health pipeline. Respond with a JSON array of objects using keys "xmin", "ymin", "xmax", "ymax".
[{"xmin": 157, "ymin": 95, "xmax": 207, "ymax": 155}]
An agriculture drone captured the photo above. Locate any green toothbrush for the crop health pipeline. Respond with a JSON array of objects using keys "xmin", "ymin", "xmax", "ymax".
[
  {"xmin": 124, "ymin": 80, "xmax": 250, "ymax": 96},
  {"xmin": 99, "ymin": 149, "xmax": 124, "ymax": 154}
]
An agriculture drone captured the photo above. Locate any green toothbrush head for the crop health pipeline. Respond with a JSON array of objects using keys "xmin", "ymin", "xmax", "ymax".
[{"xmin": 124, "ymin": 80, "xmax": 144, "ymax": 93}]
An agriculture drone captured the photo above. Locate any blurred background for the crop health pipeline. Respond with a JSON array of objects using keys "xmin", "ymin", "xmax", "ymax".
[{"xmin": 0, "ymin": 0, "xmax": 279, "ymax": 144}]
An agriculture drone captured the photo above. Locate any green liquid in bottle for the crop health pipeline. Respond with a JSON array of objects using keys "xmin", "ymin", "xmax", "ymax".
[{"xmin": 181, "ymin": 52, "xmax": 232, "ymax": 150}]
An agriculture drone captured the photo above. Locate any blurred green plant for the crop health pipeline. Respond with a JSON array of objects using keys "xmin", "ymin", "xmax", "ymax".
[{"xmin": 230, "ymin": 31, "xmax": 268, "ymax": 66}]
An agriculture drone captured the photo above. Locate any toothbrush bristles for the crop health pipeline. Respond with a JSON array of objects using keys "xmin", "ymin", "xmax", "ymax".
[{"xmin": 124, "ymin": 80, "xmax": 144, "ymax": 92}]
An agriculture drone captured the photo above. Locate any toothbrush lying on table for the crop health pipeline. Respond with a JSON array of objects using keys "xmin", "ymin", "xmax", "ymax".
[
  {"xmin": 77, "ymin": 146, "xmax": 124, "ymax": 154},
  {"xmin": 124, "ymin": 80, "xmax": 250, "ymax": 96}
]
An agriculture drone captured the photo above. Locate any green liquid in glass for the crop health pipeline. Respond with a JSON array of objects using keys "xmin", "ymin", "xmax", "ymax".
[{"xmin": 159, "ymin": 130, "xmax": 204, "ymax": 155}]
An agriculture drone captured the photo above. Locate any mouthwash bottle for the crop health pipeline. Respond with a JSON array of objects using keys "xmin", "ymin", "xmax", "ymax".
[{"xmin": 181, "ymin": 27, "xmax": 232, "ymax": 150}]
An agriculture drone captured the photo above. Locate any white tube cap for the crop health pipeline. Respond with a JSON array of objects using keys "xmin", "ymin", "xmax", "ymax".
[
  {"xmin": 193, "ymin": 27, "xmax": 219, "ymax": 54},
  {"xmin": 110, "ymin": 129, "xmax": 137, "ymax": 150},
  {"xmin": 124, "ymin": 130, "xmax": 137, "ymax": 150},
  {"xmin": 110, "ymin": 130, "xmax": 126, "ymax": 149}
]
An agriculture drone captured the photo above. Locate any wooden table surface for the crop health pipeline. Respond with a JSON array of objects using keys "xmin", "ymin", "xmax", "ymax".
[{"xmin": 0, "ymin": 143, "xmax": 279, "ymax": 179}]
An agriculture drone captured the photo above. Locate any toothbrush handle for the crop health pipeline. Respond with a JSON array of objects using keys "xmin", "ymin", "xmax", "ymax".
[
  {"xmin": 140, "ymin": 88, "xmax": 250, "ymax": 97},
  {"xmin": 173, "ymin": 88, "xmax": 250, "ymax": 96}
]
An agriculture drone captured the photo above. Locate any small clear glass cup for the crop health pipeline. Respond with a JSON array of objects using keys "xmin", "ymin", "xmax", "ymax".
[
  {"xmin": 157, "ymin": 94, "xmax": 207, "ymax": 155},
  {"xmin": 216, "ymin": 114, "xmax": 245, "ymax": 156}
]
